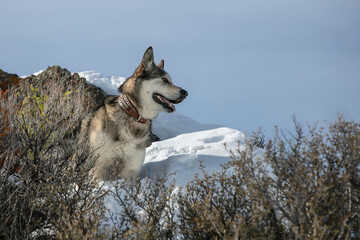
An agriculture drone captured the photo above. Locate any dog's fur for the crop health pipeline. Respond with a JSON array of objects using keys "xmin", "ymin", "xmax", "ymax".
[{"xmin": 80, "ymin": 47, "xmax": 187, "ymax": 182}]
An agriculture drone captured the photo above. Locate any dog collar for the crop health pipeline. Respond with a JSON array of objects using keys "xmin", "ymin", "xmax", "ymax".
[{"xmin": 118, "ymin": 94, "xmax": 148, "ymax": 124}]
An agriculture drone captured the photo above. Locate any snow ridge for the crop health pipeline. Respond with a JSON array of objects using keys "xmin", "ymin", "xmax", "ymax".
[{"xmin": 79, "ymin": 71, "xmax": 126, "ymax": 95}]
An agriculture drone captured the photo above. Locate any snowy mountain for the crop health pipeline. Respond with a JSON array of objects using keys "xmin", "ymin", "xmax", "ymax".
[{"xmin": 79, "ymin": 71, "xmax": 249, "ymax": 187}]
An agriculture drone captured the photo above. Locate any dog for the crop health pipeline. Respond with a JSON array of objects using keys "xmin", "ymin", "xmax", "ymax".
[{"xmin": 80, "ymin": 47, "xmax": 188, "ymax": 182}]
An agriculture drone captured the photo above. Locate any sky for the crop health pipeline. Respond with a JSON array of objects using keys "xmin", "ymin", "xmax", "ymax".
[{"xmin": 1, "ymin": 0, "xmax": 359, "ymax": 136}]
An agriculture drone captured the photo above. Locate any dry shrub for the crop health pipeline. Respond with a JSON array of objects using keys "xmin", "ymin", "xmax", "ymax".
[
  {"xmin": 177, "ymin": 146, "xmax": 286, "ymax": 239},
  {"xmin": 0, "ymin": 78, "xmax": 107, "ymax": 239},
  {"xmin": 265, "ymin": 116, "xmax": 360, "ymax": 239},
  {"xmin": 108, "ymin": 172, "xmax": 177, "ymax": 239},
  {"xmin": 108, "ymin": 116, "xmax": 359, "ymax": 240},
  {"xmin": 178, "ymin": 116, "xmax": 359, "ymax": 240}
]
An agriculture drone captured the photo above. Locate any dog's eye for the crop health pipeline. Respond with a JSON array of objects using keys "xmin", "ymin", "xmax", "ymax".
[{"xmin": 162, "ymin": 77, "xmax": 170, "ymax": 84}]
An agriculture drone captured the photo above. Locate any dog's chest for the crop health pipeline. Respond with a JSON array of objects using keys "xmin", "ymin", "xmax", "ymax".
[{"xmin": 101, "ymin": 120, "xmax": 149, "ymax": 157}]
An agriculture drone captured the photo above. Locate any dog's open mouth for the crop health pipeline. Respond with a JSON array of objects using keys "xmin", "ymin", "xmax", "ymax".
[{"xmin": 153, "ymin": 93, "xmax": 183, "ymax": 112}]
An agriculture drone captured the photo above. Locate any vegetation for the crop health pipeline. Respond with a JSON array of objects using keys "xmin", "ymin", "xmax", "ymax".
[
  {"xmin": 0, "ymin": 78, "xmax": 106, "ymax": 239},
  {"xmin": 107, "ymin": 116, "xmax": 359, "ymax": 240},
  {"xmin": 104, "ymin": 117, "xmax": 360, "ymax": 239},
  {"xmin": 0, "ymin": 73, "xmax": 358, "ymax": 239}
]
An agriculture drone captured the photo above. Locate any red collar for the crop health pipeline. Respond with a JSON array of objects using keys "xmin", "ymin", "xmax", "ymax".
[{"xmin": 118, "ymin": 94, "xmax": 148, "ymax": 124}]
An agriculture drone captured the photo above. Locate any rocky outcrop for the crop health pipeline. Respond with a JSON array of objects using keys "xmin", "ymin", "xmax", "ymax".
[
  {"xmin": 1, "ymin": 66, "xmax": 108, "ymax": 112},
  {"xmin": 0, "ymin": 69, "xmax": 22, "ymax": 96},
  {"xmin": 24, "ymin": 66, "xmax": 108, "ymax": 112}
]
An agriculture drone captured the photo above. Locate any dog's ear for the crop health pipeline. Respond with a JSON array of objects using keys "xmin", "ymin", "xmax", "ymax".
[
  {"xmin": 157, "ymin": 60, "xmax": 164, "ymax": 70},
  {"xmin": 129, "ymin": 47, "xmax": 155, "ymax": 81},
  {"xmin": 142, "ymin": 46, "xmax": 155, "ymax": 71}
]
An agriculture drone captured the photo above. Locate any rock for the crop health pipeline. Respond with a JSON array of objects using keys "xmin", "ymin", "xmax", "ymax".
[
  {"xmin": 23, "ymin": 66, "xmax": 108, "ymax": 112},
  {"xmin": 1, "ymin": 66, "xmax": 108, "ymax": 113},
  {"xmin": 0, "ymin": 69, "xmax": 22, "ymax": 96}
]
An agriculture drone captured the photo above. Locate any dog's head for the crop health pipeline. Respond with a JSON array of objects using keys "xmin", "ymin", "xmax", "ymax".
[{"xmin": 119, "ymin": 47, "xmax": 188, "ymax": 119}]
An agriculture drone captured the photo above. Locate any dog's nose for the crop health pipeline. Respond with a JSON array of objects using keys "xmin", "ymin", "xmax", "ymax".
[{"xmin": 180, "ymin": 89, "xmax": 188, "ymax": 97}]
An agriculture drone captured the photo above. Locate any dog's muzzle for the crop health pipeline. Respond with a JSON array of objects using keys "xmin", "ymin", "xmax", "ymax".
[{"xmin": 153, "ymin": 88, "xmax": 188, "ymax": 113}]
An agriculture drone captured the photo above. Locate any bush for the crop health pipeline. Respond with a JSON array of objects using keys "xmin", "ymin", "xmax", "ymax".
[
  {"xmin": 0, "ymin": 77, "xmax": 107, "ymax": 239},
  {"xmin": 108, "ymin": 171, "xmax": 178, "ymax": 239},
  {"xmin": 107, "ymin": 116, "xmax": 359, "ymax": 240},
  {"xmin": 264, "ymin": 116, "xmax": 359, "ymax": 239},
  {"xmin": 176, "ymin": 145, "xmax": 286, "ymax": 239}
]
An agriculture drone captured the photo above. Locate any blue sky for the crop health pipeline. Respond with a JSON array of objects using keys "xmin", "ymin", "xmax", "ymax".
[{"xmin": 1, "ymin": 0, "xmax": 359, "ymax": 135}]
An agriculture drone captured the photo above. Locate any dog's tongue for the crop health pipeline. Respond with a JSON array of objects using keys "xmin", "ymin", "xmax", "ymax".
[
  {"xmin": 163, "ymin": 97, "xmax": 176, "ymax": 111},
  {"xmin": 158, "ymin": 95, "xmax": 175, "ymax": 111}
]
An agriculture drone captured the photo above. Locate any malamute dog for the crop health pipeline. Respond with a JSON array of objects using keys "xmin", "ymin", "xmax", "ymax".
[{"xmin": 80, "ymin": 47, "xmax": 188, "ymax": 182}]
